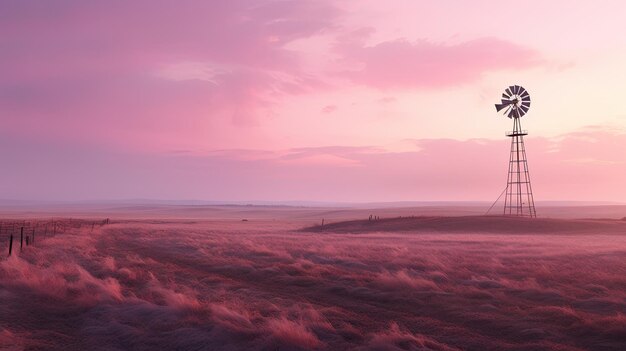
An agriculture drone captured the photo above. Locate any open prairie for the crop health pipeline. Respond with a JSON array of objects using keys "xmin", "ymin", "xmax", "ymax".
[
  {"xmin": 6, "ymin": 0, "xmax": 626, "ymax": 350},
  {"xmin": 1, "ymin": 205, "xmax": 625, "ymax": 350}
]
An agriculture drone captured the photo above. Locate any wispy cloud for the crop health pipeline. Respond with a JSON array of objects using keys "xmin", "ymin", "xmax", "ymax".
[{"xmin": 334, "ymin": 32, "xmax": 542, "ymax": 89}]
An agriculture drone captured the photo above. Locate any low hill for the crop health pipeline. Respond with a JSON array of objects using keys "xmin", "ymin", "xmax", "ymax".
[{"xmin": 303, "ymin": 215, "xmax": 626, "ymax": 234}]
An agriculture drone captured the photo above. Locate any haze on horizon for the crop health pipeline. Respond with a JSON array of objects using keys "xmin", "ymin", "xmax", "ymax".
[{"xmin": 2, "ymin": 1, "xmax": 626, "ymax": 202}]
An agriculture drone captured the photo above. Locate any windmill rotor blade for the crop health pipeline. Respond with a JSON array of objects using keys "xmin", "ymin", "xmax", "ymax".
[
  {"xmin": 504, "ymin": 105, "xmax": 513, "ymax": 117},
  {"xmin": 496, "ymin": 98, "xmax": 518, "ymax": 112},
  {"xmin": 497, "ymin": 86, "xmax": 531, "ymax": 118},
  {"xmin": 508, "ymin": 107, "xmax": 516, "ymax": 118}
]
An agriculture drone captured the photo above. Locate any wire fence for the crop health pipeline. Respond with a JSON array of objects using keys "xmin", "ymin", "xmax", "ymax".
[{"xmin": 1, "ymin": 217, "xmax": 110, "ymax": 258}]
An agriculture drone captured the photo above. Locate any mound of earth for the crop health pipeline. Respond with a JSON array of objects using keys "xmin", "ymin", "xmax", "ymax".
[{"xmin": 303, "ymin": 215, "xmax": 626, "ymax": 234}]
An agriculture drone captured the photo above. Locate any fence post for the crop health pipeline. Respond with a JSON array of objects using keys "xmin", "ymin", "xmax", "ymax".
[
  {"xmin": 20, "ymin": 227, "xmax": 24, "ymax": 249},
  {"xmin": 8, "ymin": 234, "xmax": 13, "ymax": 256}
]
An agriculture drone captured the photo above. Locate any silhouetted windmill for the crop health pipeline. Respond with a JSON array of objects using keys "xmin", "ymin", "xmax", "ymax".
[{"xmin": 494, "ymin": 85, "xmax": 537, "ymax": 217}]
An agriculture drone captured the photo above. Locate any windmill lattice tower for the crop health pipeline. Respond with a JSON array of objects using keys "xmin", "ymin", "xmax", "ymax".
[{"xmin": 494, "ymin": 85, "xmax": 536, "ymax": 217}]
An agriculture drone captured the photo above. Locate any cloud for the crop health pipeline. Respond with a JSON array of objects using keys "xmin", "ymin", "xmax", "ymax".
[
  {"xmin": 334, "ymin": 33, "xmax": 541, "ymax": 89},
  {"xmin": 1, "ymin": 127, "xmax": 626, "ymax": 201},
  {"xmin": 321, "ymin": 105, "xmax": 338, "ymax": 114},
  {"xmin": 0, "ymin": 0, "xmax": 550, "ymax": 158},
  {"xmin": 0, "ymin": 0, "xmax": 341, "ymax": 144},
  {"xmin": 0, "ymin": 0, "xmax": 340, "ymax": 78}
]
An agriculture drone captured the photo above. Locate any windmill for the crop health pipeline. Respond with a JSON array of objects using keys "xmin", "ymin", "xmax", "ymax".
[{"xmin": 494, "ymin": 85, "xmax": 536, "ymax": 217}]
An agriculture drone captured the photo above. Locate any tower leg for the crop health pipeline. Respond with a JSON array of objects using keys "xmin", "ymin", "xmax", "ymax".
[{"xmin": 504, "ymin": 118, "xmax": 536, "ymax": 217}]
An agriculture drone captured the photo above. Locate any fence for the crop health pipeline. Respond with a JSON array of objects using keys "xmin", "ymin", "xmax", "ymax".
[{"xmin": 1, "ymin": 217, "xmax": 110, "ymax": 257}]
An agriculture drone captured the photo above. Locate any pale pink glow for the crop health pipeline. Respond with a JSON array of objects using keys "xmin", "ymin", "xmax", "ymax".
[
  {"xmin": 1, "ymin": 1, "xmax": 626, "ymax": 201},
  {"xmin": 336, "ymin": 36, "xmax": 540, "ymax": 89},
  {"xmin": 1, "ymin": 128, "xmax": 625, "ymax": 202}
]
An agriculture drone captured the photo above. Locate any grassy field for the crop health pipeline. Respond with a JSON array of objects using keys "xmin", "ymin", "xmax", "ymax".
[{"xmin": 1, "ymin": 208, "xmax": 625, "ymax": 350}]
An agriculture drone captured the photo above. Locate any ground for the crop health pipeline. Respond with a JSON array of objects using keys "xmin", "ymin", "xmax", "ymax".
[{"xmin": 0, "ymin": 206, "xmax": 625, "ymax": 350}]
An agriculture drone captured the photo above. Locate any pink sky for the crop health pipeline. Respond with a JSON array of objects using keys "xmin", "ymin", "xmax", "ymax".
[{"xmin": 1, "ymin": 0, "xmax": 626, "ymax": 202}]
